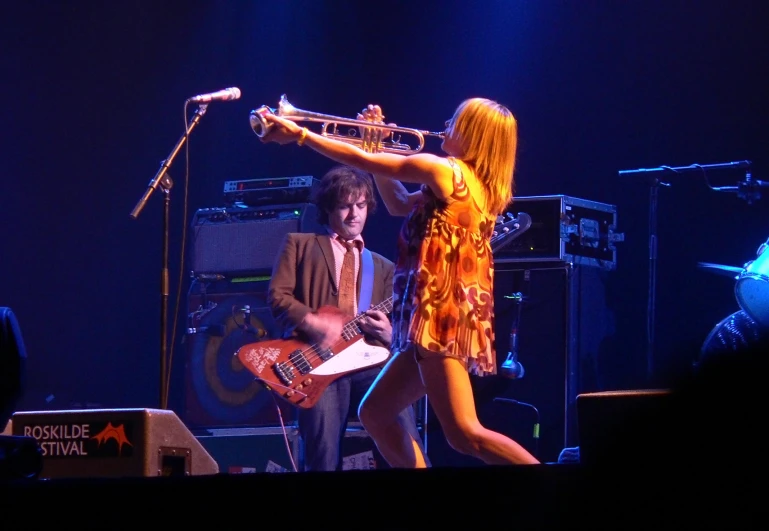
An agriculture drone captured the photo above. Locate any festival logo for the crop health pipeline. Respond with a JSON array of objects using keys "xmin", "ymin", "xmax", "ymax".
[
  {"xmin": 21, "ymin": 419, "xmax": 135, "ymax": 458},
  {"xmin": 91, "ymin": 422, "xmax": 133, "ymax": 456}
]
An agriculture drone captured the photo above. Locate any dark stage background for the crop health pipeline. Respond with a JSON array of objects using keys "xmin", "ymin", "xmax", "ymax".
[{"xmin": 2, "ymin": 1, "xmax": 767, "ymax": 440}]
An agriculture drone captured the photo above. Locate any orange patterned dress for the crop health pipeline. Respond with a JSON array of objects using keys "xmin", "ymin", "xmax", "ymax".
[{"xmin": 391, "ymin": 157, "xmax": 498, "ymax": 376}]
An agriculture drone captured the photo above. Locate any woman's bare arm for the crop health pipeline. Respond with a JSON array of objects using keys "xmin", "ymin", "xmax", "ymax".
[
  {"xmin": 372, "ymin": 175, "xmax": 423, "ymax": 217},
  {"xmin": 260, "ymin": 113, "xmax": 454, "ymax": 196}
]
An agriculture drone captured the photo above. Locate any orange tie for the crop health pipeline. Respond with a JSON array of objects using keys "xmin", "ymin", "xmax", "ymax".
[{"xmin": 338, "ymin": 240, "xmax": 356, "ymax": 317}]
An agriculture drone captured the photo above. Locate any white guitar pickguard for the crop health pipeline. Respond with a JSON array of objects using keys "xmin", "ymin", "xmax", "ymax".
[{"xmin": 309, "ymin": 339, "xmax": 390, "ymax": 376}]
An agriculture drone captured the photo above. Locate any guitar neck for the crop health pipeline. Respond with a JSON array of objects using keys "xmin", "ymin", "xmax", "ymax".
[{"xmin": 347, "ymin": 295, "xmax": 394, "ymax": 329}]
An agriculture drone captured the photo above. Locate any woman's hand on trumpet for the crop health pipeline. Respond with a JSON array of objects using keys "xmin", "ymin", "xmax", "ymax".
[
  {"xmin": 357, "ymin": 104, "xmax": 385, "ymax": 124},
  {"xmin": 259, "ymin": 113, "xmax": 305, "ymax": 145},
  {"xmin": 357, "ymin": 104, "xmax": 397, "ymax": 151},
  {"xmin": 357, "ymin": 104, "xmax": 395, "ymax": 131}
]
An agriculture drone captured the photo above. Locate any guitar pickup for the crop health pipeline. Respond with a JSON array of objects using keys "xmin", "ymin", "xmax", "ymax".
[
  {"xmin": 288, "ymin": 349, "xmax": 313, "ymax": 375},
  {"xmin": 316, "ymin": 346, "xmax": 333, "ymax": 362}
]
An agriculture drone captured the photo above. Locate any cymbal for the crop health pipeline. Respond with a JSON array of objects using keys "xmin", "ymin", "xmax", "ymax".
[{"xmin": 697, "ymin": 262, "xmax": 743, "ymax": 278}]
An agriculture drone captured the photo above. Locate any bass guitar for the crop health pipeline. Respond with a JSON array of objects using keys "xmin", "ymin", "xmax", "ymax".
[{"xmin": 236, "ymin": 296, "xmax": 394, "ymax": 409}]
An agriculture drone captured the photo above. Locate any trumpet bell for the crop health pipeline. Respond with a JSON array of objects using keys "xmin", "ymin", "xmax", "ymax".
[
  {"xmin": 249, "ymin": 94, "xmax": 445, "ymax": 154},
  {"xmin": 249, "ymin": 105, "xmax": 274, "ymax": 138},
  {"xmin": 249, "ymin": 95, "xmax": 297, "ymax": 138}
]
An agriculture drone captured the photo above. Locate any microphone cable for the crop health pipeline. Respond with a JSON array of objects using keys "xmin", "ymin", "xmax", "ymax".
[{"xmin": 493, "ymin": 397, "xmax": 540, "ymax": 459}]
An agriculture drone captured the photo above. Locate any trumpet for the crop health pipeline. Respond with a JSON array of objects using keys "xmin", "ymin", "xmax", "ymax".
[{"xmin": 250, "ymin": 94, "xmax": 445, "ymax": 154}]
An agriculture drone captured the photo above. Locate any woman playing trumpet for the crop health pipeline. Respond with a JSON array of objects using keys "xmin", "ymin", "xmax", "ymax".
[{"xmin": 259, "ymin": 98, "xmax": 540, "ymax": 467}]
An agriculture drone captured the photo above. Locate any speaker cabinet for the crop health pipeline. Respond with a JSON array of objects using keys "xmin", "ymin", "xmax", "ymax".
[
  {"xmin": 183, "ymin": 277, "xmax": 296, "ymax": 429},
  {"xmin": 196, "ymin": 426, "xmax": 301, "ymax": 474},
  {"xmin": 425, "ymin": 262, "xmax": 616, "ymax": 465},
  {"xmin": 1, "ymin": 306, "xmax": 26, "ymax": 429},
  {"xmin": 11, "ymin": 408, "xmax": 219, "ymax": 478},
  {"xmin": 190, "ymin": 203, "xmax": 322, "ymax": 275},
  {"xmin": 576, "ymin": 389, "xmax": 672, "ymax": 466}
]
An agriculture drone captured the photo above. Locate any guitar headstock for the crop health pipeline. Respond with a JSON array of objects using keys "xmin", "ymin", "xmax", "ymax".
[{"xmin": 491, "ymin": 212, "xmax": 532, "ymax": 253}]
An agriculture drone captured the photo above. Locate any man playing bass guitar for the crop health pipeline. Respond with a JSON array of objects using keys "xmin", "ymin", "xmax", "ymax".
[{"xmin": 265, "ymin": 164, "xmax": 427, "ymax": 472}]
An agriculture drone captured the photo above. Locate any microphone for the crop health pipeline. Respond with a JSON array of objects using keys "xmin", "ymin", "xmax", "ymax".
[
  {"xmin": 501, "ymin": 351, "xmax": 525, "ymax": 379},
  {"xmin": 186, "ymin": 87, "xmax": 241, "ymax": 103},
  {"xmin": 245, "ymin": 327, "xmax": 268, "ymax": 338},
  {"xmin": 715, "ymin": 179, "xmax": 769, "ymax": 192},
  {"xmin": 500, "ymin": 324, "xmax": 524, "ymax": 379},
  {"xmin": 714, "ymin": 171, "xmax": 768, "ymax": 204},
  {"xmin": 501, "ymin": 293, "xmax": 525, "ymax": 379}
]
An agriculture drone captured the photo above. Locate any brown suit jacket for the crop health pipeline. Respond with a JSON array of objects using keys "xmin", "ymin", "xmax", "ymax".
[{"xmin": 267, "ymin": 231, "xmax": 394, "ymax": 346}]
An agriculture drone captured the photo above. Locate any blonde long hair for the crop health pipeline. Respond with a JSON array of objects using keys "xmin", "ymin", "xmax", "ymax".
[{"xmin": 449, "ymin": 98, "xmax": 517, "ymax": 215}]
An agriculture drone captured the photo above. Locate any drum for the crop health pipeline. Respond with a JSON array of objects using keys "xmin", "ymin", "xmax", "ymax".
[
  {"xmin": 700, "ymin": 310, "xmax": 762, "ymax": 361},
  {"xmin": 735, "ymin": 238, "xmax": 769, "ymax": 328}
]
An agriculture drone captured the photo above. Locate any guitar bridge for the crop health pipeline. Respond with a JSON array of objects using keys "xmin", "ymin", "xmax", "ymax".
[{"xmin": 274, "ymin": 361, "xmax": 295, "ymax": 385}]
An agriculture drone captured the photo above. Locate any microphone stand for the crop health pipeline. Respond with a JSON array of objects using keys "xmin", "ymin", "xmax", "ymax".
[
  {"xmin": 129, "ymin": 103, "xmax": 209, "ymax": 410},
  {"xmin": 618, "ymin": 160, "xmax": 751, "ymax": 383},
  {"xmin": 617, "ymin": 160, "xmax": 751, "ymax": 177},
  {"xmin": 645, "ymin": 176, "xmax": 667, "ymax": 382}
]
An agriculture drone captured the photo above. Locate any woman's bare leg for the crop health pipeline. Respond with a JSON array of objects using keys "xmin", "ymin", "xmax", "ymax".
[
  {"xmin": 358, "ymin": 349, "xmax": 429, "ymax": 468},
  {"xmin": 418, "ymin": 355, "xmax": 540, "ymax": 465}
]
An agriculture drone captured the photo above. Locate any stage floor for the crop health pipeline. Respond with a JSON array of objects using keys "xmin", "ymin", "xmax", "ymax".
[{"xmin": 0, "ymin": 463, "xmax": 757, "ymax": 528}]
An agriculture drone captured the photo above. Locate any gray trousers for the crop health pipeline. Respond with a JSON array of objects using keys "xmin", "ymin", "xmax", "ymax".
[{"xmin": 297, "ymin": 365, "xmax": 429, "ymax": 471}]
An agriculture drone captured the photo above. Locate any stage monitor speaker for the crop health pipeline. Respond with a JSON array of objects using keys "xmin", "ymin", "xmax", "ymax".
[
  {"xmin": 190, "ymin": 203, "xmax": 322, "ymax": 275},
  {"xmin": 1, "ymin": 307, "xmax": 26, "ymax": 429},
  {"xmin": 0, "ymin": 427, "xmax": 43, "ymax": 480},
  {"xmin": 10, "ymin": 408, "xmax": 220, "ymax": 479},
  {"xmin": 576, "ymin": 389, "xmax": 672, "ymax": 466},
  {"xmin": 424, "ymin": 263, "xmax": 616, "ymax": 465},
  {"xmin": 183, "ymin": 276, "xmax": 296, "ymax": 430}
]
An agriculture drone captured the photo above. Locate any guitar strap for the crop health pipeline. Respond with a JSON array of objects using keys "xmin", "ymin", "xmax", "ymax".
[{"xmin": 358, "ymin": 248, "xmax": 374, "ymax": 313}]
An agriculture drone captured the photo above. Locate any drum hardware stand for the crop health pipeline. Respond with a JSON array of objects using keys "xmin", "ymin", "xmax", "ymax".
[
  {"xmin": 708, "ymin": 168, "xmax": 768, "ymax": 205},
  {"xmin": 129, "ymin": 103, "xmax": 210, "ymax": 410},
  {"xmin": 618, "ymin": 160, "xmax": 752, "ymax": 382},
  {"xmin": 645, "ymin": 176, "xmax": 669, "ymax": 381}
]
